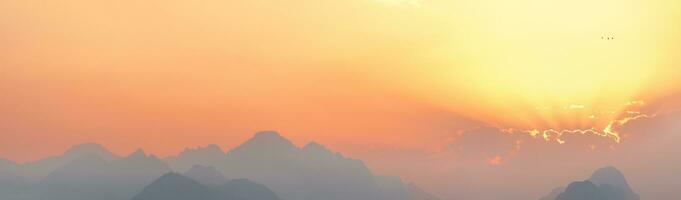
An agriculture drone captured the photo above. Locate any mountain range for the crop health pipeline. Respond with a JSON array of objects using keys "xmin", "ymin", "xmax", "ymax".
[{"xmin": 0, "ymin": 131, "xmax": 436, "ymax": 200}]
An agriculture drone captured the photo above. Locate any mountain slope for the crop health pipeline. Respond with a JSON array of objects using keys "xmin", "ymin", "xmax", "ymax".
[
  {"xmin": 543, "ymin": 166, "xmax": 640, "ymax": 200},
  {"xmin": 588, "ymin": 167, "xmax": 639, "ymax": 200},
  {"xmin": 37, "ymin": 149, "xmax": 171, "ymax": 200},
  {"xmin": 132, "ymin": 173, "xmax": 218, "ymax": 200},
  {"xmin": 132, "ymin": 173, "xmax": 281, "ymax": 200},
  {"xmin": 164, "ymin": 145, "xmax": 225, "ymax": 172},
  {"xmin": 184, "ymin": 165, "xmax": 229, "ymax": 186},
  {"xmin": 19, "ymin": 143, "xmax": 117, "ymax": 181},
  {"xmin": 215, "ymin": 131, "xmax": 408, "ymax": 200},
  {"xmin": 217, "ymin": 179, "xmax": 282, "ymax": 200}
]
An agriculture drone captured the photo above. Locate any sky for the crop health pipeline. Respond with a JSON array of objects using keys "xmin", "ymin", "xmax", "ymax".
[{"xmin": 2, "ymin": 0, "xmax": 681, "ymax": 199}]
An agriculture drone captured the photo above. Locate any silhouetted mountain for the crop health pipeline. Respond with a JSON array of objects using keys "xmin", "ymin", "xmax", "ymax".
[
  {"xmin": 556, "ymin": 181, "xmax": 601, "ymax": 200},
  {"xmin": 217, "ymin": 179, "xmax": 282, "ymax": 200},
  {"xmin": 539, "ymin": 187, "xmax": 565, "ymax": 200},
  {"xmin": 0, "ymin": 158, "xmax": 19, "ymax": 181},
  {"xmin": 132, "ymin": 173, "xmax": 218, "ymax": 200},
  {"xmin": 228, "ymin": 131, "xmax": 299, "ymax": 157},
  {"xmin": 0, "ymin": 132, "xmax": 423, "ymax": 200},
  {"xmin": 19, "ymin": 143, "xmax": 117, "ymax": 181},
  {"xmin": 0, "ymin": 158, "xmax": 26, "ymax": 195},
  {"xmin": 543, "ymin": 167, "xmax": 639, "ymax": 200},
  {"xmin": 132, "ymin": 173, "xmax": 281, "ymax": 200},
  {"xmin": 588, "ymin": 167, "xmax": 638, "ymax": 200},
  {"xmin": 0, "ymin": 158, "xmax": 17, "ymax": 170},
  {"xmin": 406, "ymin": 183, "xmax": 440, "ymax": 200},
  {"xmin": 164, "ymin": 145, "xmax": 225, "ymax": 172},
  {"xmin": 184, "ymin": 165, "xmax": 229, "ymax": 186},
  {"xmin": 215, "ymin": 131, "xmax": 409, "ymax": 200},
  {"xmin": 35, "ymin": 149, "xmax": 171, "ymax": 200},
  {"xmin": 64, "ymin": 143, "xmax": 118, "ymax": 161}
]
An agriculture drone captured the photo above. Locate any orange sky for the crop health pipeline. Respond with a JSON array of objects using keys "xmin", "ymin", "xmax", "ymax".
[
  {"xmin": 2, "ymin": 0, "xmax": 681, "ymax": 174},
  {"xmin": 3, "ymin": 1, "xmax": 681, "ymax": 199}
]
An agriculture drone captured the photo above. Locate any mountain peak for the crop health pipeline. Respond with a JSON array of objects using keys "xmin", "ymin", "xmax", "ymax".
[
  {"xmin": 132, "ymin": 172, "xmax": 214, "ymax": 200},
  {"xmin": 589, "ymin": 166, "xmax": 630, "ymax": 189},
  {"xmin": 303, "ymin": 141, "xmax": 334, "ymax": 156},
  {"xmin": 127, "ymin": 148, "xmax": 148, "ymax": 158},
  {"xmin": 155, "ymin": 172, "xmax": 188, "ymax": 182},
  {"xmin": 252, "ymin": 131, "xmax": 286, "ymax": 141},
  {"xmin": 179, "ymin": 144, "xmax": 224, "ymax": 157},
  {"xmin": 552, "ymin": 167, "xmax": 640, "ymax": 200},
  {"xmin": 303, "ymin": 141, "xmax": 324, "ymax": 149},
  {"xmin": 230, "ymin": 131, "xmax": 297, "ymax": 155},
  {"xmin": 63, "ymin": 143, "xmax": 115, "ymax": 160}
]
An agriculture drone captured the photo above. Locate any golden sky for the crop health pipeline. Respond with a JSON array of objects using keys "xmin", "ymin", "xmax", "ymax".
[
  {"xmin": 3, "ymin": 1, "xmax": 681, "ymax": 199},
  {"xmin": 1, "ymin": 0, "xmax": 681, "ymax": 167}
]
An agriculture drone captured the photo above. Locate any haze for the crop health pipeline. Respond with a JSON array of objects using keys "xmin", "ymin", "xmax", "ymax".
[{"xmin": 2, "ymin": 0, "xmax": 681, "ymax": 199}]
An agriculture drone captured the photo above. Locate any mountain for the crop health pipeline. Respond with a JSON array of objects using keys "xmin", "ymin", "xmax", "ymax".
[
  {"xmin": 539, "ymin": 187, "xmax": 565, "ymax": 200},
  {"xmin": 131, "ymin": 173, "xmax": 219, "ymax": 200},
  {"xmin": 184, "ymin": 165, "xmax": 230, "ymax": 186},
  {"xmin": 164, "ymin": 144, "xmax": 225, "ymax": 172},
  {"xmin": 543, "ymin": 166, "xmax": 639, "ymax": 200},
  {"xmin": 132, "ymin": 173, "xmax": 281, "ymax": 200},
  {"xmin": 407, "ymin": 183, "xmax": 440, "ymax": 200},
  {"xmin": 0, "ymin": 132, "xmax": 425, "ymax": 200},
  {"xmin": 0, "ymin": 158, "xmax": 26, "ymax": 197},
  {"xmin": 214, "ymin": 131, "xmax": 409, "ymax": 200},
  {"xmin": 556, "ymin": 181, "xmax": 602, "ymax": 200},
  {"xmin": 0, "ymin": 158, "xmax": 20, "ymax": 183},
  {"xmin": 19, "ymin": 143, "xmax": 117, "ymax": 181},
  {"xmin": 35, "ymin": 149, "xmax": 171, "ymax": 200},
  {"xmin": 588, "ymin": 167, "xmax": 639, "ymax": 200},
  {"xmin": 217, "ymin": 179, "xmax": 282, "ymax": 200},
  {"xmin": 0, "ymin": 158, "xmax": 17, "ymax": 170}
]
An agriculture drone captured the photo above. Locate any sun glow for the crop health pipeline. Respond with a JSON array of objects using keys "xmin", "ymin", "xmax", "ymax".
[{"xmin": 363, "ymin": 0, "xmax": 681, "ymax": 144}]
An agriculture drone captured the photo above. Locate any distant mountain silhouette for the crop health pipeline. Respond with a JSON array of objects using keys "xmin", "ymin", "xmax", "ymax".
[
  {"xmin": 184, "ymin": 165, "xmax": 229, "ymax": 186},
  {"xmin": 539, "ymin": 187, "xmax": 565, "ymax": 200},
  {"xmin": 0, "ymin": 158, "xmax": 26, "ymax": 197},
  {"xmin": 132, "ymin": 172, "xmax": 280, "ymax": 200},
  {"xmin": 214, "ymin": 131, "xmax": 409, "ymax": 200},
  {"xmin": 406, "ymin": 183, "xmax": 440, "ymax": 200},
  {"xmin": 0, "ymin": 158, "xmax": 19, "ymax": 181},
  {"xmin": 217, "ymin": 179, "xmax": 282, "ymax": 200},
  {"xmin": 36, "ymin": 149, "xmax": 170, "ymax": 200},
  {"xmin": 19, "ymin": 143, "xmax": 118, "ymax": 181},
  {"xmin": 132, "ymin": 173, "xmax": 219, "ymax": 200},
  {"xmin": 589, "ymin": 167, "xmax": 639, "ymax": 200},
  {"xmin": 0, "ymin": 131, "xmax": 434, "ymax": 200},
  {"xmin": 164, "ymin": 145, "xmax": 225, "ymax": 172},
  {"xmin": 0, "ymin": 158, "xmax": 17, "ymax": 170},
  {"xmin": 542, "ymin": 166, "xmax": 639, "ymax": 200},
  {"xmin": 556, "ymin": 181, "xmax": 602, "ymax": 200}
]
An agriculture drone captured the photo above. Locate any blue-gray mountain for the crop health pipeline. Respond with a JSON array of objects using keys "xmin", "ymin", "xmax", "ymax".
[
  {"xmin": 132, "ymin": 172, "xmax": 281, "ymax": 200},
  {"xmin": 540, "ymin": 167, "xmax": 640, "ymax": 200},
  {"xmin": 0, "ymin": 131, "xmax": 437, "ymax": 200},
  {"xmin": 184, "ymin": 165, "xmax": 230, "ymax": 186}
]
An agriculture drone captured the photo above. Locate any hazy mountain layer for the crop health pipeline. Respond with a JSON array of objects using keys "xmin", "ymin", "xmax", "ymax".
[
  {"xmin": 184, "ymin": 165, "xmax": 230, "ymax": 186},
  {"xmin": 542, "ymin": 167, "xmax": 639, "ymax": 200},
  {"xmin": 132, "ymin": 173, "xmax": 281, "ymax": 200},
  {"xmin": 215, "ymin": 131, "xmax": 408, "ymax": 200},
  {"xmin": 0, "ymin": 131, "xmax": 434, "ymax": 200}
]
